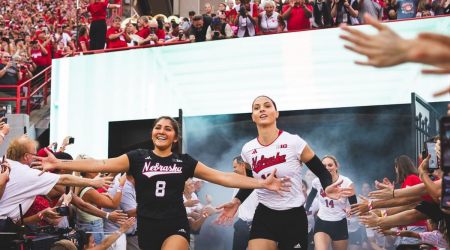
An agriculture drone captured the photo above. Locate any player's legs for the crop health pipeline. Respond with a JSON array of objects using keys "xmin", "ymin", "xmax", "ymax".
[
  {"xmin": 161, "ymin": 235, "xmax": 190, "ymax": 250},
  {"xmin": 331, "ymin": 240, "xmax": 349, "ymax": 250},
  {"xmin": 348, "ymin": 243, "xmax": 361, "ymax": 250},
  {"xmin": 314, "ymin": 232, "xmax": 331, "ymax": 250},
  {"xmin": 248, "ymin": 238, "xmax": 278, "ymax": 250}
]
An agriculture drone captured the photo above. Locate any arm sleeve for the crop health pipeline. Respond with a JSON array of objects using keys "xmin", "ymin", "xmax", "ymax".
[
  {"xmin": 348, "ymin": 195, "xmax": 357, "ymax": 205},
  {"xmin": 234, "ymin": 168, "xmax": 254, "ymax": 203},
  {"xmin": 305, "ymin": 155, "xmax": 332, "ymax": 189},
  {"xmin": 305, "ymin": 188, "xmax": 318, "ymax": 211}
]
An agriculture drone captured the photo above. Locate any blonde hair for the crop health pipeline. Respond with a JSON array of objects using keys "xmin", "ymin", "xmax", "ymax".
[
  {"xmin": 205, "ymin": 3, "xmax": 214, "ymax": 12},
  {"xmin": 322, "ymin": 155, "xmax": 340, "ymax": 173},
  {"xmin": 7, "ymin": 137, "xmax": 39, "ymax": 161}
]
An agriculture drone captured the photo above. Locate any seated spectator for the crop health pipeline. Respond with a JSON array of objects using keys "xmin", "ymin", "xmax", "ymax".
[
  {"xmin": 136, "ymin": 16, "xmax": 150, "ymax": 39},
  {"xmin": 234, "ymin": 0, "xmax": 259, "ymax": 37},
  {"xmin": 282, "ymin": 0, "xmax": 313, "ymax": 30},
  {"xmin": 331, "ymin": 0, "xmax": 359, "ymax": 25},
  {"xmin": 106, "ymin": 16, "xmax": 130, "ymax": 49},
  {"xmin": 258, "ymin": 0, "xmax": 285, "ymax": 34},
  {"xmin": 0, "ymin": 52, "xmax": 22, "ymax": 98},
  {"xmin": 189, "ymin": 15, "xmax": 212, "ymax": 42},
  {"xmin": 138, "ymin": 20, "xmax": 165, "ymax": 45},
  {"xmin": 206, "ymin": 17, "xmax": 233, "ymax": 40}
]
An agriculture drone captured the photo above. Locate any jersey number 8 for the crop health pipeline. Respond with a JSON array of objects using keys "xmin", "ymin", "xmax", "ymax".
[{"xmin": 156, "ymin": 181, "xmax": 166, "ymax": 197}]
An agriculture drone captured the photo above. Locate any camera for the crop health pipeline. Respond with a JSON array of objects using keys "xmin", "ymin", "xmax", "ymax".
[
  {"xmin": 11, "ymin": 62, "xmax": 16, "ymax": 67},
  {"xmin": 178, "ymin": 30, "xmax": 184, "ymax": 40},
  {"xmin": 133, "ymin": 40, "xmax": 138, "ymax": 46},
  {"xmin": 213, "ymin": 31, "xmax": 220, "ymax": 39},
  {"xmin": 56, "ymin": 206, "xmax": 70, "ymax": 216}
]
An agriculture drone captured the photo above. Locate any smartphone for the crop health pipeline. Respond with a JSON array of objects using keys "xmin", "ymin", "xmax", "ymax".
[
  {"xmin": 441, "ymin": 173, "xmax": 450, "ymax": 209},
  {"xmin": 53, "ymin": 143, "xmax": 57, "ymax": 151},
  {"xmin": 440, "ymin": 116, "xmax": 450, "ymax": 170},
  {"xmin": 426, "ymin": 142, "xmax": 438, "ymax": 170},
  {"xmin": 56, "ymin": 206, "xmax": 70, "ymax": 216},
  {"xmin": 23, "ymin": 126, "xmax": 26, "ymax": 134},
  {"xmin": 1, "ymin": 155, "xmax": 6, "ymax": 173},
  {"xmin": 69, "ymin": 137, "xmax": 74, "ymax": 144}
]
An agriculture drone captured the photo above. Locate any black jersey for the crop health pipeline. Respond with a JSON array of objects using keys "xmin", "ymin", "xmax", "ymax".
[{"xmin": 126, "ymin": 149, "xmax": 198, "ymax": 220}]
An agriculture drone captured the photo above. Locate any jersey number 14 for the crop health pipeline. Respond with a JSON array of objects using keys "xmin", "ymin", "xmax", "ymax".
[{"xmin": 325, "ymin": 199, "xmax": 334, "ymax": 208}]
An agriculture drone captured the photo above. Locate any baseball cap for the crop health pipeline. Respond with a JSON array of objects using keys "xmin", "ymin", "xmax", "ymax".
[{"xmin": 35, "ymin": 30, "xmax": 42, "ymax": 37}]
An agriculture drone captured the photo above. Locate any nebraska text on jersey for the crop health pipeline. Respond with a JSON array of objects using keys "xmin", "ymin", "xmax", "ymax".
[
  {"xmin": 142, "ymin": 162, "xmax": 183, "ymax": 178},
  {"xmin": 252, "ymin": 153, "xmax": 287, "ymax": 174}
]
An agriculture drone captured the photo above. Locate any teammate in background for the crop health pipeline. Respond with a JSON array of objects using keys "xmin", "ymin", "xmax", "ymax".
[
  {"xmin": 305, "ymin": 170, "xmax": 316, "ymax": 194},
  {"xmin": 302, "ymin": 179, "xmax": 319, "ymax": 250},
  {"xmin": 32, "ymin": 116, "xmax": 289, "ymax": 250},
  {"xmin": 305, "ymin": 155, "xmax": 356, "ymax": 250},
  {"xmin": 232, "ymin": 156, "xmax": 259, "ymax": 250},
  {"xmin": 216, "ymin": 96, "xmax": 353, "ymax": 250}
]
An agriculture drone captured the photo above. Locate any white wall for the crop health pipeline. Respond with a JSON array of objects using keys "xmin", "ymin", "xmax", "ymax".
[{"xmin": 51, "ymin": 17, "xmax": 450, "ymax": 159}]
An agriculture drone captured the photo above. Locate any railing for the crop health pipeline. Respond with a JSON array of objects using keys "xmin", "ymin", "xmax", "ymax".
[
  {"xmin": 106, "ymin": 2, "xmax": 123, "ymax": 27},
  {"xmin": 0, "ymin": 66, "xmax": 52, "ymax": 115}
]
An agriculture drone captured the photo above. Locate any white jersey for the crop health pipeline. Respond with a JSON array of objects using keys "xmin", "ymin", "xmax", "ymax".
[
  {"xmin": 183, "ymin": 192, "xmax": 202, "ymax": 220},
  {"xmin": 312, "ymin": 175, "xmax": 353, "ymax": 221},
  {"xmin": 241, "ymin": 131, "xmax": 307, "ymax": 210}
]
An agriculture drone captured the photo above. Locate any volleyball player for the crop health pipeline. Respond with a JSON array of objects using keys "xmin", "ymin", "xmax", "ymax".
[
  {"xmin": 216, "ymin": 96, "xmax": 353, "ymax": 250},
  {"xmin": 32, "ymin": 116, "xmax": 289, "ymax": 250},
  {"xmin": 305, "ymin": 155, "xmax": 356, "ymax": 250}
]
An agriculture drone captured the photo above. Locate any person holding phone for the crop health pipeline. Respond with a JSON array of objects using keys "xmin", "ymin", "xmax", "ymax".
[
  {"xmin": 0, "ymin": 51, "xmax": 22, "ymax": 108},
  {"xmin": 234, "ymin": 0, "xmax": 258, "ymax": 38},
  {"xmin": 215, "ymin": 96, "xmax": 353, "ymax": 250},
  {"xmin": 0, "ymin": 155, "xmax": 11, "ymax": 201},
  {"xmin": 32, "ymin": 116, "xmax": 289, "ymax": 250},
  {"xmin": 305, "ymin": 155, "xmax": 356, "ymax": 250},
  {"xmin": 0, "ymin": 117, "xmax": 9, "ymax": 147}
]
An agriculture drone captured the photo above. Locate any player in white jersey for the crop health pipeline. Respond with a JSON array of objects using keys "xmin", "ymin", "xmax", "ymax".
[
  {"xmin": 305, "ymin": 155, "xmax": 357, "ymax": 250},
  {"xmin": 216, "ymin": 96, "xmax": 353, "ymax": 250},
  {"xmin": 302, "ymin": 179, "xmax": 319, "ymax": 250}
]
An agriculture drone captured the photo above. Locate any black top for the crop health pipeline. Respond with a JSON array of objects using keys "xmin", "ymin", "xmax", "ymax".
[
  {"xmin": 188, "ymin": 16, "xmax": 212, "ymax": 42},
  {"xmin": 127, "ymin": 149, "xmax": 198, "ymax": 220},
  {"xmin": 332, "ymin": 0, "xmax": 359, "ymax": 25},
  {"xmin": 0, "ymin": 63, "xmax": 19, "ymax": 86}
]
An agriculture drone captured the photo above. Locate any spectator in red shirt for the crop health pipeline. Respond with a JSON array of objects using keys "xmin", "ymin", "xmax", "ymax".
[
  {"xmin": 77, "ymin": 26, "xmax": 90, "ymax": 52},
  {"xmin": 81, "ymin": 0, "xmax": 120, "ymax": 51},
  {"xmin": 282, "ymin": 0, "xmax": 313, "ymax": 30},
  {"xmin": 28, "ymin": 39, "xmax": 48, "ymax": 75},
  {"xmin": 138, "ymin": 20, "xmax": 165, "ymax": 45},
  {"xmin": 136, "ymin": 16, "xmax": 150, "ymax": 39},
  {"xmin": 106, "ymin": 16, "xmax": 130, "ymax": 49}
]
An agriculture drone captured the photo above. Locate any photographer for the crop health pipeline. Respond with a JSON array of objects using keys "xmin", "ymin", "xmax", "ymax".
[
  {"xmin": 138, "ymin": 20, "xmax": 165, "ymax": 45},
  {"xmin": 234, "ymin": 0, "xmax": 258, "ymax": 38},
  {"xmin": 331, "ymin": 0, "xmax": 359, "ymax": 26},
  {"xmin": 106, "ymin": 16, "xmax": 130, "ymax": 49},
  {"xmin": 189, "ymin": 15, "xmax": 212, "ymax": 43},
  {"xmin": 206, "ymin": 17, "xmax": 233, "ymax": 41},
  {"xmin": 0, "ymin": 136, "xmax": 113, "ymax": 248},
  {"xmin": 165, "ymin": 23, "xmax": 186, "ymax": 42}
]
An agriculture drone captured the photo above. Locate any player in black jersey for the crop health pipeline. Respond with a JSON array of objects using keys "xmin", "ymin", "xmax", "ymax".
[{"xmin": 33, "ymin": 116, "xmax": 290, "ymax": 250}]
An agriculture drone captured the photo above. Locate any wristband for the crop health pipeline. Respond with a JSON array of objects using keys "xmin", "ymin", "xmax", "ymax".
[
  {"xmin": 106, "ymin": 212, "xmax": 110, "ymax": 220},
  {"xmin": 38, "ymin": 212, "xmax": 44, "ymax": 220},
  {"xmin": 202, "ymin": 213, "xmax": 209, "ymax": 218},
  {"xmin": 392, "ymin": 189, "xmax": 395, "ymax": 198},
  {"xmin": 117, "ymin": 189, "xmax": 122, "ymax": 193},
  {"xmin": 367, "ymin": 201, "xmax": 372, "ymax": 211},
  {"xmin": 0, "ymin": 132, "xmax": 5, "ymax": 139},
  {"xmin": 115, "ymin": 230, "xmax": 122, "ymax": 237},
  {"xmin": 381, "ymin": 210, "xmax": 387, "ymax": 217},
  {"xmin": 396, "ymin": 231, "xmax": 401, "ymax": 236}
]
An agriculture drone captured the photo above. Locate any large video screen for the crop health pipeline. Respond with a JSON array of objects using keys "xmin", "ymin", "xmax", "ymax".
[{"xmin": 51, "ymin": 17, "xmax": 450, "ymax": 158}]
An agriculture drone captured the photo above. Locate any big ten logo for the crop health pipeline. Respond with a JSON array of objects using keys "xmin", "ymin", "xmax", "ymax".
[
  {"xmin": 261, "ymin": 172, "xmax": 278, "ymax": 179},
  {"xmin": 276, "ymin": 144, "xmax": 287, "ymax": 149}
]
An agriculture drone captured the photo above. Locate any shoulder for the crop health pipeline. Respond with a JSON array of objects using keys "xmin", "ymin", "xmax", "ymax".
[
  {"xmin": 340, "ymin": 175, "xmax": 353, "ymax": 185},
  {"xmin": 311, "ymin": 177, "xmax": 319, "ymax": 186},
  {"xmin": 242, "ymin": 138, "xmax": 258, "ymax": 150},
  {"xmin": 126, "ymin": 148, "xmax": 149, "ymax": 159}
]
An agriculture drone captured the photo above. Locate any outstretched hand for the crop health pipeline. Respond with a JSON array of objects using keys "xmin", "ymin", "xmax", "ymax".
[
  {"xmin": 369, "ymin": 185, "xmax": 393, "ymax": 200},
  {"xmin": 92, "ymin": 173, "xmax": 114, "ymax": 191},
  {"xmin": 324, "ymin": 179, "xmax": 354, "ymax": 200},
  {"xmin": 215, "ymin": 199, "xmax": 240, "ymax": 226},
  {"xmin": 262, "ymin": 168, "xmax": 291, "ymax": 197},
  {"xmin": 32, "ymin": 148, "xmax": 59, "ymax": 176},
  {"xmin": 350, "ymin": 195, "xmax": 369, "ymax": 215}
]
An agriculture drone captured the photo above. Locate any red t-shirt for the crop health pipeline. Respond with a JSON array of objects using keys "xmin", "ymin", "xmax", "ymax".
[
  {"xmin": 23, "ymin": 196, "xmax": 50, "ymax": 227},
  {"xmin": 38, "ymin": 38, "xmax": 52, "ymax": 65},
  {"xmin": 141, "ymin": 28, "xmax": 165, "ymax": 44},
  {"xmin": 226, "ymin": 9, "xmax": 237, "ymax": 22},
  {"xmin": 30, "ymin": 48, "xmax": 47, "ymax": 66},
  {"xmin": 136, "ymin": 26, "xmax": 150, "ymax": 39},
  {"xmin": 401, "ymin": 175, "xmax": 427, "ymax": 227},
  {"xmin": 283, "ymin": 4, "xmax": 312, "ymax": 30},
  {"xmin": 106, "ymin": 27, "xmax": 128, "ymax": 48},
  {"xmin": 87, "ymin": 0, "xmax": 109, "ymax": 22},
  {"xmin": 78, "ymin": 35, "xmax": 90, "ymax": 51}
]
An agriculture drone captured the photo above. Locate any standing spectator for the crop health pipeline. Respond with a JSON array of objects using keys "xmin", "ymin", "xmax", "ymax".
[
  {"xmin": 135, "ymin": 16, "xmax": 150, "ymax": 39},
  {"xmin": 432, "ymin": 0, "xmax": 445, "ymax": 15},
  {"xmin": 106, "ymin": 16, "xmax": 130, "ymax": 49},
  {"xmin": 189, "ymin": 15, "xmax": 212, "ymax": 42},
  {"xmin": 204, "ymin": 3, "xmax": 216, "ymax": 17},
  {"xmin": 217, "ymin": 2, "xmax": 228, "ymax": 22},
  {"xmin": 0, "ymin": 51, "xmax": 22, "ymax": 102},
  {"xmin": 138, "ymin": 20, "xmax": 164, "ymax": 45},
  {"xmin": 28, "ymin": 39, "xmax": 47, "ymax": 75},
  {"xmin": 396, "ymin": 0, "xmax": 419, "ymax": 18},
  {"xmin": 227, "ymin": 0, "xmax": 238, "ymax": 22},
  {"xmin": 180, "ymin": 17, "xmax": 191, "ymax": 30},
  {"xmin": 231, "ymin": 156, "xmax": 258, "ymax": 250},
  {"xmin": 358, "ymin": 0, "xmax": 384, "ymax": 23},
  {"xmin": 54, "ymin": 24, "xmax": 70, "ymax": 47},
  {"xmin": 282, "ymin": 0, "xmax": 313, "ymax": 30},
  {"xmin": 77, "ymin": 26, "xmax": 90, "ymax": 52},
  {"xmin": 234, "ymin": 0, "xmax": 258, "ymax": 37},
  {"xmin": 331, "ymin": 0, "xmax": 359, "ymax": 25},
  {"xmin": 81, "ymin": 0, "xmax": 120, "ymax": 50},
  {"xmin": 258, "ymin": 0, "xmax": 285, "ymax": 34},
  {"xmin": 206, "ymin": 17, "xmax": 233, "ymax": 40}
]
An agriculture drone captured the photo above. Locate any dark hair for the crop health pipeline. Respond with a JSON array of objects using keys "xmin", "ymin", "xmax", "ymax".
[
  {"xmin": 252, "ymin": 95, "xmax": 277, "ymax": 111},
  {"xmin": 189, "ymin": 11, "xmax": 196, "ymax": 16},
  {"xmin": 78, "ymin": 26, "xmax": 87, "ymax": 37},
  {"xmin": 302, "ymin": 179, "xmax": 308, "ymax": 190},
  {"xmin": 183, "ymin": 17, "xmax": 189, "ymax": 22},
  {"xmin": 234, "ymin": 155, "xmax": 244, "ymax": 164},
  {"xmin": 395, "ymin": 155, "xmax": 418, "ymax": 184},
  {"xmin": 172, "ymin": 22, "xmax": 179, "ymax": 29},
  {"xmin": 151, "ymin": 116, "xmax": 182, "ymax": 154},
  {"xmin": 192, "ymin": 15, "xmax": 203, "ymax": 21}
]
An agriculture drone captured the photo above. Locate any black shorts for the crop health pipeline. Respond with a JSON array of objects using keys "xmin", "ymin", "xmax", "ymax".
[
  {"xmin": 314, "ymin": 217, "xmax": 348, "ymax": 241},
  {"xmin": 137, "ymin": 215, "xmax": 190, "ymax": 250},
  {"xmin": 348, "ymin": 225, "xmax": 363, "ymax": 245},
  {"xmin": 250, "ymin": 203, "xmax": 308, "ymax": 250}
]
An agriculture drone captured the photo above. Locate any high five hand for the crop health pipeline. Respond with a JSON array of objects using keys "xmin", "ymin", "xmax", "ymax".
[
  {"xmin": 324, "ymin": 179, "xmax": 354, "ymax": 200},
  {"xmin": 262, "ymin": 168, "xmax": 291, "ymax": 197}
]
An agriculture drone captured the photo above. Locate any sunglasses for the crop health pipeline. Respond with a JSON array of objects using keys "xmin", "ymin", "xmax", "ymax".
[{"xmin": 212, "ymin": 19, "xmax": 221, "ymax": 25}]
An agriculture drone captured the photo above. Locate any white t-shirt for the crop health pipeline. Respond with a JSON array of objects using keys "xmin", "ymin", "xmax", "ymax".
[
  {"xmin": 54, "ymin": 32, "xmax": 71, "ymax": 47},
  {"xmin": 312, "ymin": 175, "xmax": 353, "ymax": 221},
  {"xmin": 0, "ymin": 160, "xmax": 60, "ymax": 222},
  {"xmin": 232, "ymin": 188, "xmax": 258, "ymax": 222},
  {"xmin": 241, "ymin": 131, "xmax": 307, "ymax": 210},
  {"xmin": 184, "ymin": 192, "xmax": 202, "ymax": 219}
]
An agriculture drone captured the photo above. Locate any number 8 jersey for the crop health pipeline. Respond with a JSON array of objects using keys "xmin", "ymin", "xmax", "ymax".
[
  {"xmin": 127, "ymin": 149, "xmax": 198, "ymax": 220},
  {"xmin": 311, "ymin": 175, "xmax": 353, "ymax": 221}
]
